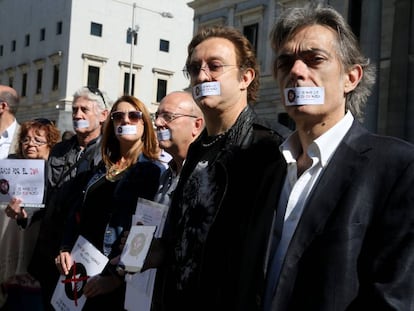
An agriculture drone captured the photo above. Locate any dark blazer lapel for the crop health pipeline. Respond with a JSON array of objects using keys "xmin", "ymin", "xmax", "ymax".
[{"xmin": 274, "ymin": 122, "xmax": 371, "ymax": 305}]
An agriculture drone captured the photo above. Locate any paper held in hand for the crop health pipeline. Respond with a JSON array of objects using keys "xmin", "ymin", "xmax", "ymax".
[
  {"xmin": 123, "ymin": 197, "xmax": 169, "ymax": 311},
  {"xmin": 0, "ymin": 159, "xmax": 46, "ymax": 209},
  {"xmin": 51, "ymin": 235, "xmax": 108, "ymax": 311},
  {"xmin": 119, "ymin": 225, "xmax": 157, "ymax": 273}
]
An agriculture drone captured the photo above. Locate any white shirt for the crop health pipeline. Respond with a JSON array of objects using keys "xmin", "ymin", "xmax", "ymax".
[
  {"xmin": 159, "ymin": 149, "xmax": 173, "ymax": 170},
  {"xmin": 269, "ymin": 111, "xmax": 354, "ymax": 286},
  {"xmin": 0, "ymin": 120, "xmax": 17, "ymax": 159},
  {"xmin": 153, "ymin": 161, "xmax": 180, "ymax": 206}
]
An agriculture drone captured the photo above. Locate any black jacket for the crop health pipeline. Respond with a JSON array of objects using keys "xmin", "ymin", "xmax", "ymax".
[
  {"xmin": 28, "ymin": 135, "xmax": 103, "ymax": 308},
  {"xmin": 159, "ymin": 106, "xmax": 289, "ymax": 310}
]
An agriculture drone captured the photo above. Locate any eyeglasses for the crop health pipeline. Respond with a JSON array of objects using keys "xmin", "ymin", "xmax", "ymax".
[
  {"xmin": 183, "ymin": 62, "xmax": 238, "ymax": 79},
  {"xmin": 111, "ymin": 111, "xmax": 143, "ymax": 122},
  {"xmin": 21, "ymin": 137, "xmax": 48, "ymax": 146},
  {"xmin": 86, "ymin": 86, "xmax": 106, "ymax": 107},
  {"xmin": 155, "ymin": 112, "xmax": 197, "ymax": 124},
  {"xmin": 34, "ymin": 118, "xmax": 54, "ymax": 126}
]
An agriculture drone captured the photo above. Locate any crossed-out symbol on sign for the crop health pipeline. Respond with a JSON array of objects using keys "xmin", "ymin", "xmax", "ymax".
[{"xmin": 61, "ymin": 261, "xmax": 90, "ymax": 306}]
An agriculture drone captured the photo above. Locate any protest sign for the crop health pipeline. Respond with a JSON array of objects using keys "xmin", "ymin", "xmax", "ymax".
[
  {"xmin": 0, "ymin": 159, "xmax": 45, "ymax": 208},
  {"xmin": 51, "ymin": 235, "xmax": 108, "ymax": 311}
]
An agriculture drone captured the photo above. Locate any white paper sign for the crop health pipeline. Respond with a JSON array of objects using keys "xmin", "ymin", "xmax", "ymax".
[
  {"xmin": 0, "ymin": 159, "xmax": 45, "ymax": 208},
  {"xmin": 51, "ymin": 235, "xmax": 109, "ymax": 311},
  {"xmin": 132, "ymin": 198, "xmax": 169, "ymax": 238},
  {"xmin": 124, "ymin": 198, "xmax": 169, "ymax": 311},
  {"xmin": 119, "ymin": 225, "xmax": 156, "ymax": 273},
  {"xmin": 124, "ymin": 271, "xmax": 155, "ymax": 311}
]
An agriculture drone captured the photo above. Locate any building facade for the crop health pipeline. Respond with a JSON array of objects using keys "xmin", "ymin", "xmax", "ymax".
[
  {"xmin": 188, "ymin": 0, "xmax": 414, "ymax": 143},
  {"xmin": 1, "ymin": 0, "xmax": 413, "ymax": 142},
  {"xmin": 0, "ymin": 0, "xmax": 194, "ymax": 133}
]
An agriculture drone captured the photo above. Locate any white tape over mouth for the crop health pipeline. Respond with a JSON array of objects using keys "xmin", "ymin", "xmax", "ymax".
[
  {"xmin": 73, "ymin": 120, "xmax": 90, "ymax": 129},
  {"xmin": 284, "ymin": 87, "xmax": 324, "ymax": 106},
  {"xmin": 192, "ymin": 81, "xmax": 221, "ymax": 99},
  {"xmin": 116, "ymin": 125, "xmax": 137, "ymax": 135},
  {"xmin": 157, "ymin": 128, "xmax": 171, "ymax": 141}
]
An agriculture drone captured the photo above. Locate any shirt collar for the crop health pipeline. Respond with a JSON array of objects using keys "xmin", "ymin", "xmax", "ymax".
[
  {"xmin": 280, "ymin": 132, "xmax": 301, "ymax": 165},
  {"xmin": 1, "ymin": 119, "xmax": 17, "ymax": 140},
  {"xmin": 280, "ymin": 111, "xmax": 354, "ymax": 167},
  {"xmin": 314, "ymin": 111, "xmax": 353, "ymax": 166}
]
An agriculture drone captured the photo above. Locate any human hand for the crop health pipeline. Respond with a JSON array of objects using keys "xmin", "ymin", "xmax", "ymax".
[
  {"xmin": 4, "ymin": 197, "xmax": 27, "ymax": 220},
  {"xmin": 83, "ymin": 274, "xmax": 122, "ymax": 298},
  {"xmin": 142, "ymin": 238, "xmax": 165, "ymax": 271},
  {"xmin": 118, "ymin": 230, "xmax": 129, "ymax": 252},
  {"xmin": 55, "ymin": 252, "xmax": 73, "ymax": 275},
  {"xmin": 110, "ymin": 255, "xmax": 120, "ymax": 266}
]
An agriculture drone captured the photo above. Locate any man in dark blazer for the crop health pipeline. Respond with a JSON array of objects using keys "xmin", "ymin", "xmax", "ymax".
[{"xmin": 262, "ymin": 4, "xmax": 414, "ymax": 311}]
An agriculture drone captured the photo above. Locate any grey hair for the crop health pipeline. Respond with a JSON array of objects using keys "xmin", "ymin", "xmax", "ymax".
[
  {"xmin": 73, "ymin": 86, "xmax": 111, "ymax": 112},
  {"xmin": 0, "ymin": 88, "xmax": 19, "ymax": 114},
  {"xmin": 270, "ymin": 3, "xmax": 376, "ymax": 120}
]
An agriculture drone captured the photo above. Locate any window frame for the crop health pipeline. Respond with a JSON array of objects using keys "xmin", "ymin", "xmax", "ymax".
[
  {"xmin": 90, "ymin": 22, "xmax": 103, "ymax": 37},
  {"xmin": 159, "ymin": 39, "xmax": 170, "ymax": 52}
]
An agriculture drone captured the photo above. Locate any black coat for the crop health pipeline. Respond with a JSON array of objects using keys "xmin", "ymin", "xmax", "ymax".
[
  {"xmin": 78, "ymin": 156, "xmax": 163, "ymax": 311},
  {"xmin": 159, "ymin": 106, "xmax": 289, "ymax": 311}
]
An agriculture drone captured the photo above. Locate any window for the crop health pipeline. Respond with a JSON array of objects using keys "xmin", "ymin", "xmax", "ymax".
[
  {"xmin": 49, "ymin": 51, "xmax": 62, "ymax": 91},
  {"xmin": 90, "ymin": 22, "xmax": 103, "ymax": 37},
  {"xmin": 52, "ymin": 64, "xmax": 59, "ymax": 90},
  {"xmin": 123, "ymin": 72, "xmax": 135, "ymax": 95},
  {"xmin": 127, "ymin": 28, "xmax": 138, "ymax": 45},
  {"xmin": 40, "ymin": 28, "xmax": 46, "ymax": 41},
  {"xmin": 156, "ymin": 79, "xmax": 167, "ymax": 102},
  {"xmin": 25, "ymin": 34, "xmax": 30, "ymax": 47},
  {"xmin": 81, "ymin": 53, "xmax": 107, "ymax": 94},
  {"xmin": 243, "ymin": 23, "xmax": 258, "ymax": 53},
  {"xmin": 152, "ymin": 68, "xmax": 172, "ymax": 103},
  {"xmin": 56, "ymin": 21, "xmax": 63, "ymax": 35},
  {"xmin": 21, "ymin": 73, "xmax": 27, "ymax": 97},
  {"xmin": 36, "ymin": 69, "xmax": 43, "ymax": 94},
  {"xmin": 159, "ymin": 39, "xmax": 170, "ymax": 52},
  {"xmin": 0, "ymin": 45, "xmax": 3, "ymax": 56},
  {"xmin": 11, "ymin": 40, "xmax": 16, "ymax": 52},
  {"xmin": 87, "ymin": 65, "xmax": 100, "ymax": 89}
]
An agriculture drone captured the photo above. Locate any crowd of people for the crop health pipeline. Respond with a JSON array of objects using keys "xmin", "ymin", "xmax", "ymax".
[{"xmin": 1, "ymin": 3, "xmax": 413, "ymax": 311}]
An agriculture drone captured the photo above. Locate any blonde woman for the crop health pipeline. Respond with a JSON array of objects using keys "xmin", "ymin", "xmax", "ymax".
[{"xmin": 56, "ymin": 96, "xmax": 164, "ymax": 310}]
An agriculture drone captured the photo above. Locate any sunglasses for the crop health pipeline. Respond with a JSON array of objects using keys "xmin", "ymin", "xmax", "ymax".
[
  {"xmin": 86, "ymin": 86, "xmax": 106, "ymax": 107},
  {"xmin": 183, "ymin": 62, "xmax": 238, "ymax": 79},
  {"xmin": 34, "ymin": 118, "xmax": 54, "ymax": 126},
  {"xmin": 111, "ymin": 111, "xmax": 143, "ymax": 122}
]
